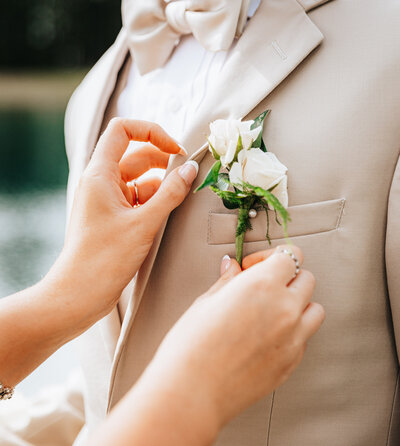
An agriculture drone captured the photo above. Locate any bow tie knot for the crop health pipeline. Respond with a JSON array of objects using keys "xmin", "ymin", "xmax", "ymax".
[
  {"xmin": 122, "ymin": 0, "xmax": 251, "ymax": 75},
  {"xmin": 165, "ymin": 1, "xmax": 191, "ymax": 34}
]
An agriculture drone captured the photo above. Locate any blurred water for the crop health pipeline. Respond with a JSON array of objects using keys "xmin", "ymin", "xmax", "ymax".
[
  {"xmin": 0, "ymin": 190, "xmax": 66, "ymax": 296},
  {"xmin": 0, "ymin": 109, "xmax": 79, "ymax": 396},
  {"xmin": 0, "ymin": 109, "xmax": 68, "ymax": 295}
]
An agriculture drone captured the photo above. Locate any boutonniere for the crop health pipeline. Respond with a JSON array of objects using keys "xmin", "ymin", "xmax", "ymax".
[{"xmin": 195, "ymin": 110, "xmax": 290, "ymax": 266}]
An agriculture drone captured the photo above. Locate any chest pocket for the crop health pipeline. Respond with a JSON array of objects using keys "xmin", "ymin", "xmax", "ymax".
[{"xmin": 207, "ymin": 198, "xmax": 346, "ymax": 245}]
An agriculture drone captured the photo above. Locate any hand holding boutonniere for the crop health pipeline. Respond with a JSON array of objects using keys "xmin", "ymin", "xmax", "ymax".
[{"xmin": 195, "ymin": 110, "xmax": 291, "ymax": 266}]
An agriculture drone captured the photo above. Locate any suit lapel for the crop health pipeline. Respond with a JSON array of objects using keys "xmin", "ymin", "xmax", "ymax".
[
  {"xmin": 181, "ymin": 0, "xmax": 325, "ymax": 151},
  {"xmin": 66, "ymin": 30, "xmax": 130, "ymax": 362},
  {"xmin": 108, "ymin": 0, "xmax": 328, "ymax": 407},
  {"xmin": 66, "ymin": 29, "xmax": 129, "ymax": 215},
  {"xmin": 297, "ymin": 0, "xmax": 332, "ymax": 12}
]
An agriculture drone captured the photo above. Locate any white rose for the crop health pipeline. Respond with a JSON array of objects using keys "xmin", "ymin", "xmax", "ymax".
[
  {"xmin": 229, "ymin": 149, "xmax": 288, "ymax": 208},
  {"xmin": 208, "ymin": 119, "xmax": 262, "ymax": 167}
]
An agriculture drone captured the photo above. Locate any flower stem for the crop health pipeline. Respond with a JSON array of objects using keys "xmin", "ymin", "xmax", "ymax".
[
  {"xmin": 236, "ymin": 202, "xmax": 253, "ymax": 266},
  {"xmin": 235, "ymin": 231, "xmax": 245, "ymax": 266}
]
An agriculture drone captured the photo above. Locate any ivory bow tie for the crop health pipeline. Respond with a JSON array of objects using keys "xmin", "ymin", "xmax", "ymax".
[{"xmin": 122, "ymin": 0, "xmax": 251, "ymax": 75}]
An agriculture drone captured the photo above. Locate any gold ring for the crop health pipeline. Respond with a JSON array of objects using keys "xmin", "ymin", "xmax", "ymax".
[{"xmin": 133, "ymin": 181, "xmax": 139, "ymax": 207}]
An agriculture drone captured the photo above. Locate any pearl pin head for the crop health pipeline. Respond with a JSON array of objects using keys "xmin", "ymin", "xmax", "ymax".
[{"xmin": 249, "ymin": 209, "xmax": 257, "ymax": 218}]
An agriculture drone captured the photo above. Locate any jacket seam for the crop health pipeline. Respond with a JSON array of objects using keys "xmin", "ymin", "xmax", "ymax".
[
  {"xmin": 207, "ymin": 210, "xmax": 212, "ymax": 244},
  {"xmin": 335, "ymin": 199, "xmax": 346, "ymax": 229},
  {"xmin": 266, "ymin": 391, "xmax": 276, "ymax": 446},
  {"xmin": 386, "ymin": 369, "xmax": 400, "ymax": 446}
]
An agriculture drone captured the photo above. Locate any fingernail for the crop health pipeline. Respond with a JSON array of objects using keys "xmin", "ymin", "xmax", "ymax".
[
  {"xmin": 172, "ymin": 138, "xmax": 188, "ymax": 155},
  {"xmin": 178, "ymin": 144, "xmax": 188, "ymax": 156},
  {"xmin": 178, "ymin": 160, "xmax": 199, "ymax": 185},
  {"xmin": 220, "ymin": 255, "xmax": 231, "ymax": 275}
]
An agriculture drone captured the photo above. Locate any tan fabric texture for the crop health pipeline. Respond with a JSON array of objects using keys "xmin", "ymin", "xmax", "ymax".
[{"xmin": 63, "ymin": 0, "xmax": 400, "ymax": 444}]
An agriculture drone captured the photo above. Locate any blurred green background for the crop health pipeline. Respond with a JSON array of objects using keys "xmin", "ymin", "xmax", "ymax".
[
  {"xmin": 0, "ymin": 0, "xmax": 121, "ymax": 296},
  {"xmin": 0, "ymin": 0, "xmax": 122, "ymax": 396}
]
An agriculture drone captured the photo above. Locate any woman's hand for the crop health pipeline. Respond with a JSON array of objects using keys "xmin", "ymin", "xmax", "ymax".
[
  {"xmin": 93, "ymin": 246, "xmax": 325, "ymax": 446},
  {"xmin": 46, "ymin": 118, "xmax": 198, "ymax": 327},
  {"xmin": 152, "ymin": 246, "xmax": 324, "ymax": 430},
  {"xmin": 0, "ymin": 118, "xmax": 197, "ymax": 388}
]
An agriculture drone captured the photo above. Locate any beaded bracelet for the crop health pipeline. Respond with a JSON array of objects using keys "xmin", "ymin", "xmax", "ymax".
[{"xmin": 0, "ymin": 382, "xmax": 14, "ymax": 400}]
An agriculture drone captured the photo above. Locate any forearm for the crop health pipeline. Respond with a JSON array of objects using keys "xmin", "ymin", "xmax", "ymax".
[
  {"xmin": 0, "ymin": 256, "xmax": 96, "ymax": 387},
  {"xmin": 88, "ymin": 362, "xmax": 219, "ymax": 446}
]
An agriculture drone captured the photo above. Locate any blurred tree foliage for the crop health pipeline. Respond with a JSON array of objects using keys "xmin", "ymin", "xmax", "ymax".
[
  {"xmin": 0, "ymin": 0, "xmax": 122, "ymax": 70},
  {"xmin": 0, "ymin": 110, "xmax": 68, "ymax": 192}
]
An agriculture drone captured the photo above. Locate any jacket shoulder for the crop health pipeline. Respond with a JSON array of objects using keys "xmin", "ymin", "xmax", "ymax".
[{"xmin": 64, "ymin": 29, "xmax": 128, "ymax": 161}]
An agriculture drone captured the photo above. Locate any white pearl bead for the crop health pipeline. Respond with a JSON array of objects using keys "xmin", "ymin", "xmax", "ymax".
[{"xmin": 248, "ymin": 209, "xmax": 257, "ymax": 218}]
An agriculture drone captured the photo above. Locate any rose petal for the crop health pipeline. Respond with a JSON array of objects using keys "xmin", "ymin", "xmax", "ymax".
[
  {"xmin": 229, "ymin": 162, "xmax": 243, "ymax": 187},
  {"xmin": 223, "ymin": 139, "xmax": 239, "ymax": 166},
  {"xmin": 241, "ymin": 126, "xmax": 262, "ymax": 150},
  {"xmin": 264, "ymin": 152, "xmax": 288, "ymax": 173},
  {"xmin": 270, "ymin": 176, "xmax": 288, "ymax": 209},
  {"xmin": 237, "ymin": 120, "xmax": 253, "ymax": 133}
]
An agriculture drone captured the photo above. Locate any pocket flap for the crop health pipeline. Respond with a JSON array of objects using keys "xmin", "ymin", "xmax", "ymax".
[{"xmin": 208, "ymin": 198, "xmax": 346, "ymax": 245}]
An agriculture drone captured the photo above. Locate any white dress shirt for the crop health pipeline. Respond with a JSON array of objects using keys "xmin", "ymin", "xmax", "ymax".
[
  {"xmin": 117, "ymin": 0, "xmax": 261, "ymax": 142},
  {"xmin": 117, "ymin": 0, "xmax": 261, "ymax": 319}
]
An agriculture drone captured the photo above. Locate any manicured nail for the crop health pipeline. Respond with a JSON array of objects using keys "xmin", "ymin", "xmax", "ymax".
[
  {"xmin": 179, "ymin": 160, "xmax": 199, "ymax": 185},
  {"xmin": 221, "ymin": 255, "xmax": 231, "ymax": 275},
  {"xmin": 178, "ymin": 144, "xmax": 188, "ymax": 156},
  {"xmin": 172, "ymin": 138, "xmax": 188, "ymax": 155}
]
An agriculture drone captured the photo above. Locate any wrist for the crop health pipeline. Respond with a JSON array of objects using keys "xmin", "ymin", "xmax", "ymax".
[
  {"xmin": 0, "ymin": 279, "xmax": 84, "ymax": 387},
  {"xmin": 43, "ymin": 248, "xmax": 122, "ymax": 331},
  {"xmin": 35, "ymin": 274, "xmax": 90, "ymax": 347}
]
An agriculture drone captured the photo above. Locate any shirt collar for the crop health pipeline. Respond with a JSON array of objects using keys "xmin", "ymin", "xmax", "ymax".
[{"xmin": 248, "ymin": 0, "xmax": 262, "ymax": 18}]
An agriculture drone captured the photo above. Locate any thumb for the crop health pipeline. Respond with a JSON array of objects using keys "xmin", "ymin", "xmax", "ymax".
[
  {"xmin": 206, "ymin": 256, "xmax": 242, "ymax": 296},
  {"xmin": 140, "ymin": 160, "xmax": 199, "ymax": 231}
]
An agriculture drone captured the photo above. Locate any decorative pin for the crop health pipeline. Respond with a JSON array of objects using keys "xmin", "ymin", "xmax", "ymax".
[{"xmin": 248, "ymin": 209, "xmax": 257, "ymax": 218}]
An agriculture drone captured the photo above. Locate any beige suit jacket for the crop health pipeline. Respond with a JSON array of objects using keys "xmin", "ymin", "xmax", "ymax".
[{"xmin": 65, "ymin": 0, "xmax": 400, "ymax": 444}]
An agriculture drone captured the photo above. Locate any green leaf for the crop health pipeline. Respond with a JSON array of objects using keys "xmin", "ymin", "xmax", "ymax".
[
  {"xmin": 260, "ymin": 139, "xmax": 267, "ymax": 152},
  {"xmin": 251, "ymin": 109, "xmax": 270, "ymax": 151},
  {"xmin": 261, "ymin": 203, "xmax": 271, "ymax": 245},
  {"xmin": 236, "ymin": 205, "xmax": 253, "ymax": 237},
  {"xmin": 210, "ymin": 187, "xmax": 242, "ymax": 209},
  {"xmin": 208, "ymin": 138, "xmax": 220, "ymax": 161},
  {"xmin": 268, "ymin": 182, "xmax": 279, "ymax": 193},
  {"xmin": 242, "ymin": 181, "xmax": 291, "ymax": 235},
  {"xmin": 252, "ymin": 129, "xmax": 264, "ymax": 150},
  {"xmin": 214, "ymin": 173, "xmax": 230, "ymax": 191},
  {"xmin": 251, "ymin": 109, "xmax": 271, "ymax": 130},
  {"xmin": 223, "ymin": 198, "xmax": 240, "ymax": 210},
  {"xmin": 194, "ymin": 160, "xmax": 221, "ymax": 193}
]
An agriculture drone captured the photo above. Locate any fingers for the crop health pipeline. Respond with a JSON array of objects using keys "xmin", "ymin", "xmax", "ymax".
[
  {"xmin": 92, "ymin": 118, "xmax": 186, "ymax": 168},
  {"xmin": 242, "ymin": 245, "xmax": 304, "ymax": 274},
  {"xmin": 289, "ymin": 269, "xmax": 316, "ymax": 310},
  {"xmin": 245, "ymin": 245, "xmax": 304, "ymax": 286},
  {"xmin": 139, "ymin": 161, "xmax": 199, "ymax": 232},
  {"xmin": 220, "ymin": 255, "xmax": 233, "ymax": 276},
  {"xmin": 205, "ymin": 256, "xmax": 242, "ymax": 296},
  {"xmin": 120, "ymin": 144, "xmax": 170, "ymax": 182},
  {"xmin": 242, "ymin": 248, "xmax": 276, "ymax": 270},
  {"xmin": 119, "ymin": 177, "xmax": 162, "ymax": 206},
  {"xmin": 130, "ymin": 177, "xmax": 162, "ymax": 205},
  {"xmin": 299, "ymin": 302, "xmax": 326, "ymax": 340}
]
